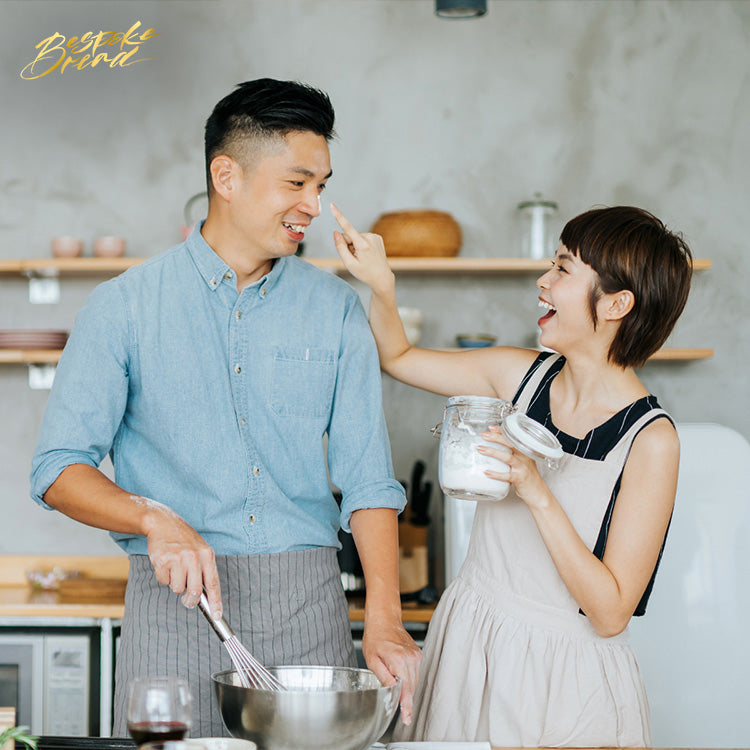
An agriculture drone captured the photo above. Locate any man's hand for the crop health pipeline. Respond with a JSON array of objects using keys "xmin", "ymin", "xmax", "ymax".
[
  {"xmin": 362, "ymin": 613, "xmax": 422, "ymax": 725},
  {"xmin": 141, "ymin": 498, "xmax": 223, "ymax": 619},
  {"xmin": 40, "ymin": 464, "xmax": 224, "ymax": 618}
]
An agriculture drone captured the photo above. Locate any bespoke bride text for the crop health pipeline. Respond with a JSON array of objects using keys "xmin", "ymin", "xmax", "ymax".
[{"xmin": 20, "ymin": 21, "xmax": 161, "ymax": 79}]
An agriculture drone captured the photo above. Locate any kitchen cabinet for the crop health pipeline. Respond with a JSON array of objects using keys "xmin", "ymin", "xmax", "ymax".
[
  {"xmin": 0, "ymin": 256, "xmax": 714, "ymax": 366},
  {"xmin": 0, "ymin": 556, "xmax": 129, "ymax": 737}
]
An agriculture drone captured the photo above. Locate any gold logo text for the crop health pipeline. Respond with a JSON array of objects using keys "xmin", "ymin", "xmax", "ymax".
[{"xmin": 20, "ymin": 21, "xmax": 161, "ymax": 80}]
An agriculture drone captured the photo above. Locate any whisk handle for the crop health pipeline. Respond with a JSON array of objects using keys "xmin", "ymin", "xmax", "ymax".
[{"xmin": 198, "ymin": 591, "xmax": 235, "ymax": 642}]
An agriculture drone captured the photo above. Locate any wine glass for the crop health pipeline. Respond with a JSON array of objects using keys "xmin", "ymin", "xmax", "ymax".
[{"xmin": 126, "ymin": 676, "xmax": 192, "ymax": 746}]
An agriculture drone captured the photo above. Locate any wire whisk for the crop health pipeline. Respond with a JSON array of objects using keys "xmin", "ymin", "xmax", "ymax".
[{"xmin": 198, "ymin": 590, "xmax": 286, "ymax": 691}]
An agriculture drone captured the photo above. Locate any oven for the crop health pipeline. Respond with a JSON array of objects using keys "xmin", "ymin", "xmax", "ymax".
[{"xmin": 0, "ymin": 626, "xmax": 101, "ymax": 736}]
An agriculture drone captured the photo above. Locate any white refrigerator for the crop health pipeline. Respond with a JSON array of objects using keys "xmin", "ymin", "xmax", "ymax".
[{"xmin": 444, "ymin": 422, "xmax": 750, "ymax": 747}]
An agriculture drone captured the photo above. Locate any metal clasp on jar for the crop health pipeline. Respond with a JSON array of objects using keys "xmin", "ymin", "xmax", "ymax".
[{"xmin": 430, "ymin": 395, "xmax": 516, "ymax": 439}]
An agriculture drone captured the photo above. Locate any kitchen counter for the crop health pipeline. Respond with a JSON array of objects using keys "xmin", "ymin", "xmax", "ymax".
[
  {"xmin": 0, "ymin": 556, "xmax": 437, "ymax": 624},
  {"xmin": 0, "ymin": 585, "xmax": 126, "ymax": 619},
  {"xmin": 0, "ymin": 585, "xmax": 437, "ymax": 622},
  {"xmin": 0, "ymin": 555, "xmax": 130, "ymax": 620},
  {"xmin": 34, "ymin": 739, "xmax": 747, "ymax": 750}
]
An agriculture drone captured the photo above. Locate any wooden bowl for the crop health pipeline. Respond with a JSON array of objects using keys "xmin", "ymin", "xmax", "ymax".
[{"xmin": 371, "ymin": 210, "xmax": 462, "ymax": 257}]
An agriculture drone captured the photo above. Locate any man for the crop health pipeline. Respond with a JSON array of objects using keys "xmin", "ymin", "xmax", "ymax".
[{"xmin": 30, "ymin": 78, "xmax": 420, "ymax": 736}]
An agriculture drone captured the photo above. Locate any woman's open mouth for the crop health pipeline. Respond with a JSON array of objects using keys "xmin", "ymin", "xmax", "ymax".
[{"xmin": 538, "ymin": 299, "xmax": 556, "ymax": 325}]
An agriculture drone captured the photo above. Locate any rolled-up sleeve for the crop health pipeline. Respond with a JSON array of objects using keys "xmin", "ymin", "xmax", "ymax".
[
  {"xmin": 30, "ymin": 279, "xmax": 130, "ymax": 508},
  {"xmin": 326, "ymin": 292, "xmax": 406, "ymax": 532}
]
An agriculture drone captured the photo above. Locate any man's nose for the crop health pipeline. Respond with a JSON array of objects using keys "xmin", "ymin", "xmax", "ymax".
[{"xmin": 299, "ymin": 188, "xmax": 321, "ymax": 217}]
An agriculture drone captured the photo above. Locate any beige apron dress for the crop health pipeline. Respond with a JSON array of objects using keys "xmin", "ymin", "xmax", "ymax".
[{"xmin": 397, "ymin": 353, "xmax": 667, "ymax": 747}]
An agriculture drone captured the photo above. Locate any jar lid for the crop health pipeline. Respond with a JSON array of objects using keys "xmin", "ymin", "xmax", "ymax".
[
  {"xmin": 501, "ymin": 412, "xmax": 564, "ymax": 463},
  {"xmin": 517, "ymin": 192, "xmax": 558, "ymax": 211}
]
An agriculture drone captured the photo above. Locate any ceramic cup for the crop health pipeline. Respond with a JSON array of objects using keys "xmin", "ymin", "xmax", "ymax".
[
  {"xmin": 51, "ymin": 236, "xmax": 83, "ymax": 258},
  {"xmin": 93, "ymin": 236, "xmax": 126, "ymax": 257}
]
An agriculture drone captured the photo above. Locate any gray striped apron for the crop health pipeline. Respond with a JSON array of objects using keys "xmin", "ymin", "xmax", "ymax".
[{"xmin": 113, "ymin": 548, "xmax": 356, "ymax": 737}]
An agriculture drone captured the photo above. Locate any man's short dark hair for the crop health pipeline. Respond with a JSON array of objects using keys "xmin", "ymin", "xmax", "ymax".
[{"xmin": 204, "ymin": 78, "xmax": 336, "ymax": 193}]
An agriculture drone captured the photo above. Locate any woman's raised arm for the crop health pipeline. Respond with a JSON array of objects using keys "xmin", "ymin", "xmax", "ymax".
[{"xmin": 331, "ymin": 203, "xmax": 533, "ymax": 399}]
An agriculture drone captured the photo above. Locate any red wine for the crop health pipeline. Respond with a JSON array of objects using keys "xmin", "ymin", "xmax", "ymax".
[{"xmin": 128, "ymin": 720, "xmax": 189, "ymax": 745}]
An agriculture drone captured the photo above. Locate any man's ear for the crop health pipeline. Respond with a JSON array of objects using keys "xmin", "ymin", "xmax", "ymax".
[
  {"xmin": 603, "ymin": 289, "xmax": 635, "ymax": 321},
  {"xmin": 209, "ymin": 155, "xmax": 238, "ymax": 200}
]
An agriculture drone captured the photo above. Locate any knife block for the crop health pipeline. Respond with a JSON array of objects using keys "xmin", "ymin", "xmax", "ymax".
[{"xmin": 398, "ymin": 521, "xmax": 429, "ymax": 594}]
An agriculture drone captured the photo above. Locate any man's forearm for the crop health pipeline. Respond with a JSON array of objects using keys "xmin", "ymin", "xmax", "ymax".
[
  {"xmin": 349, "ymin": 507, "xmax": 402, "ymax": 622},
  {"xmin": 44, "ymin": 463, "xmax": 154, "ymax": 536},
  {"xmin": 45, "ymin": 463, "xmax": 223, "ymax": 614}
]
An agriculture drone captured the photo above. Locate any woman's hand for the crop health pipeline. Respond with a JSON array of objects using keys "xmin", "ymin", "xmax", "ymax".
[
  {"xmin": 331, "ymin": 203, "xmax": 395, "ymax": 296},
  {"xmin": 478, "ymin": 425, "xmax": 552, "ymax": 508}
]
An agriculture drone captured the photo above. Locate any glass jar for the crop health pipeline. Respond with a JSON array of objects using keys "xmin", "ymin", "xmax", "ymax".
[
  {"xmin": 434, "ymin": 396, "xmax": 563, "ymax": 502},
  {"xmin": 517, "ymin": 193, "xmax": 559, "ymax": 260}
]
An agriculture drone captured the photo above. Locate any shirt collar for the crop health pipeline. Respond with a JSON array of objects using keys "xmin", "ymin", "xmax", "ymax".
[{"xmin": 186, "ymin": 221, "xmax": 289, "ymax": 294}]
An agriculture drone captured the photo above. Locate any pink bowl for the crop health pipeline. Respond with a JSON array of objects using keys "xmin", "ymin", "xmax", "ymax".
[
  {"xmin": 51, "ymin": 236, "xmax": 83, "ymax": 258},
  {"xmin": 93, "ymin": 236, "xmax": 126, "ymax": 257}
]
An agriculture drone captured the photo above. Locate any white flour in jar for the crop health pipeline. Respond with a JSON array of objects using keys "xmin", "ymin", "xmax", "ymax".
[{"xmin": 439, "ymin": 432, "xmax": 511, "ymax": 501}]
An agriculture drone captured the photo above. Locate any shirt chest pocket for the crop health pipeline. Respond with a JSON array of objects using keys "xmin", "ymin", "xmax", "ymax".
[{"xmin": 271, "ymin": 346, "xmax": 336, "ymax": 419}]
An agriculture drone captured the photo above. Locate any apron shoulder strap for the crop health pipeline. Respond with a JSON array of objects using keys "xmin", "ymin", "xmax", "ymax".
[{"xmin": 513, "ymin": 352, "xmax": 564, "ymax": 413}]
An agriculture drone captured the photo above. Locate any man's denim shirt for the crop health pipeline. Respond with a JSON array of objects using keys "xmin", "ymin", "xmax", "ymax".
[{"xmin": 30, "ymin": 226, "xmax": 406, "ymax": 555}]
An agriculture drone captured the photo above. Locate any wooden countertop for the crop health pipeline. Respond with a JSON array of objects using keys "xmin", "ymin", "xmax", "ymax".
[
  {"xmin": 0, "ymin": 585, "xmax": 437, "ymax": 622},
  {"xmin": 0, "ymin": 585, "xmax": 126, "ymax": 618},
  {"xmin": 0, "ymin": 555, "xmax": 437, "ymax": 623}
]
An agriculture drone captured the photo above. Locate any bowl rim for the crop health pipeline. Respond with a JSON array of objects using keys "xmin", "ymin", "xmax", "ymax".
[{"xmin": 211, "ymin": 665, "xmax": 400, "ymax": 694}]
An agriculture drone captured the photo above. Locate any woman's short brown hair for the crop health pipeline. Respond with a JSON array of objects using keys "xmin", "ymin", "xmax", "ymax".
[{"xmin": 560, "ymin": 206, "xmax": 693, "ymax": 368}]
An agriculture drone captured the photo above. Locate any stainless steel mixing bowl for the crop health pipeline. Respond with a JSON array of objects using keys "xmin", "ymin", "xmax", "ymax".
[{"xmin": 212, "ymin": 665, "xmax": 401, "ymax": 750}]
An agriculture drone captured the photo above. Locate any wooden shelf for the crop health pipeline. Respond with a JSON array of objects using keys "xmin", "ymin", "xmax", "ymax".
[
  {"xmin": 0, "ymin": 346, "xmax": 714, "ymax": 365},
  {"xmin": 0, "ymin": 256, "xmax": 714, "ymax": 365},
  {"xmin": 0, "ymin": 256, "xmax": 712, "ymax": 276},
  {"xmin": 647, "ymin": 347, "xmax": 714, "ymax": 361},
  {"xmin": 319, "ymin": 256, "xmax": 711, "ymax": 272},
  {"xmin": 0, "ymin": 257, "xmax": 143, "ymax": 276},
  {"xmin": 438, "ymin": 347, "xmax": 713, "ymax": 361},
  {"xmin": 0, "ymin": 349, "xmax": 63, "ymax": 364}
]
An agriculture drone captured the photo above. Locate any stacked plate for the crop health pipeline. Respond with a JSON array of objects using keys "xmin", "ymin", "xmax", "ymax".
[{"xmin": 0, "ymin": 329, "xmax": 69, "ymax": 349}]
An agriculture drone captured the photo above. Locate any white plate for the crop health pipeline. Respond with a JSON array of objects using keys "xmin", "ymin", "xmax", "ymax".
[{"xmin": 191, "ymin": 739, "xmax": 257, "ymax": 750}]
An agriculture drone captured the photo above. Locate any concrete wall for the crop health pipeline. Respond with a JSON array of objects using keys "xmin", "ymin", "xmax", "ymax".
[{"xmin": 1, "ymin": 1, "xmax": 747, "ymax": 575}]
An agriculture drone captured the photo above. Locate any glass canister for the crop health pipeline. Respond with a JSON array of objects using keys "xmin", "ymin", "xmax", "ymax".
[
  {"xmin": 517, "ymin": 193, "xmax": 559, "ymax": 260},
  {"xmin": 434, "ymin": 396, "xmax": 563, "ymax": 502}
]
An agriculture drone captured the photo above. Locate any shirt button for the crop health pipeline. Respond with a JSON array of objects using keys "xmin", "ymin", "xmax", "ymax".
[
  {"xmin": 210, "ymin": 278, "xmax": 217, "ymax": 287},
  {"xmin": 224, "ymin": 272, "xmax": 232, "ymax": 280},
  {"xmin": 260, "ymin": 288, "xmax": 267, "ymax": 297},
  {"xmin": 234, "ymin": 365, "xmax": 241, "ymax": 374},
  {"xmin": 235, "ymin": 311, "xmax": 242, "ymax": 319},
  {"xmin": 249, "ymin": 515, "xmax": 256, "ymax": 524},
  {"xmin": 240, "ymin": 417, "xmax": 246, "ymax": 425},
  {"xmin": 253, "ymin": 466, "xmax": 260, "ymax": 476}
]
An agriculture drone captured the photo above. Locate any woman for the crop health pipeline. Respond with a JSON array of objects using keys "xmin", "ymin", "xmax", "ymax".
[{"xmin": 331, "ymin": 203, "xmax": 692, "ymax": 747}]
